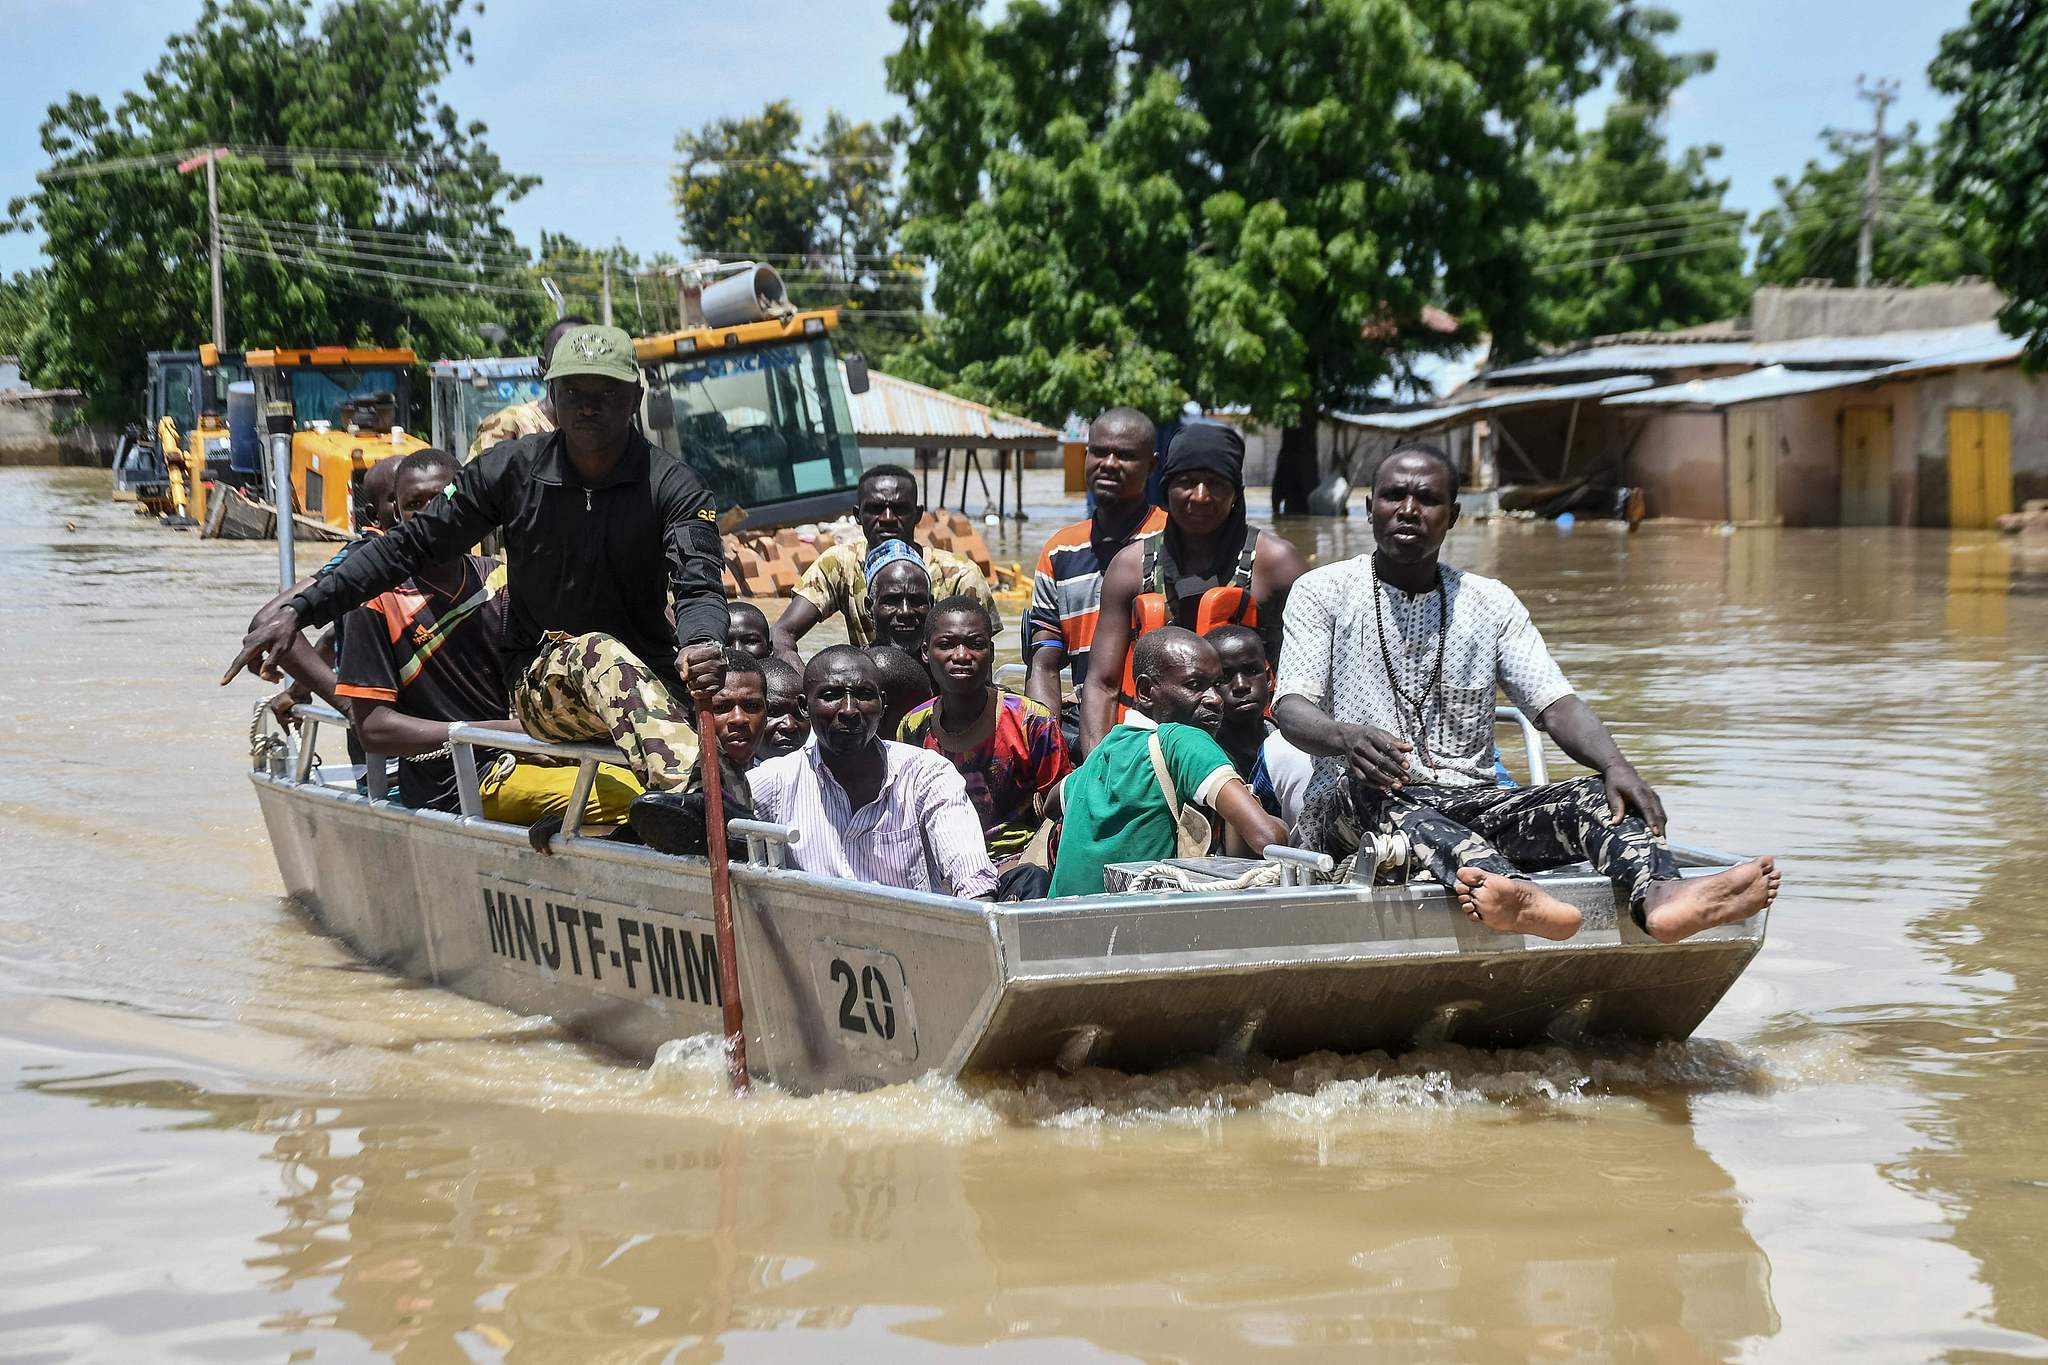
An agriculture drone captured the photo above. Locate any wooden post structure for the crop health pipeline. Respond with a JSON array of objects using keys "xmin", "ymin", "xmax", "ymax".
[{"xmin": 696, "ymin": 708, "xmax": 749, "ymax": 1091}]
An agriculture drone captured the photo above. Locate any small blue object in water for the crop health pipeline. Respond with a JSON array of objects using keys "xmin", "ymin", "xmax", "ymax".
[{"xmin": 1555, "ymin": 512, "xmax": 1576, "ymax": 531}]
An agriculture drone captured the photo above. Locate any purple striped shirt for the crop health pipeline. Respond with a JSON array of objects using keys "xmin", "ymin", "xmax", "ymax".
[{"xmin": 748, "ymin": 740, "xmax": 998, "ymax": 898}]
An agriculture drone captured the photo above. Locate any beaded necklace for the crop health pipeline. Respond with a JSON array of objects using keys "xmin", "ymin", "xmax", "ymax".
[{"xmin": 1370, "ymin": 553, "xmax": 1449, "ymax": 769}]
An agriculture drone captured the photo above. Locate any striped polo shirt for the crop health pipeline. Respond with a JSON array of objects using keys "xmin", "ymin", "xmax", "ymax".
[{"xmin": 1026, "ymin": 505, "xmax": 1167, "ymax": 688}]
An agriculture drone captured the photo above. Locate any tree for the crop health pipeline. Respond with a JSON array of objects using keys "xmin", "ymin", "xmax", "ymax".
[
  {"xmin": 1525, "ymin": 17, "xmax": 1749, "ymax": 343},
  {"xmin": 3, "ymin": 0, "xmax": 538, "ymax": 424},
  {"xmin": 1932, "ymin": 0, "xmax": 2048, "ymax": 366},
  {"xmin": 0, "ymin": 270, "xmax": 46, "ymax": 359},
  {"xmin": 671, "ymin": 102, "xmax": 922, "ymax": 361},
  {"xmin": 888, "ymin": 0, "xmax": 1679, "ymax": 513},
  {"xmin": 1755, "ymin": 124, "xmax": 1975, "ymax": 288},
  {"xmin": 532, "ymin": 233, "xmax": 678, "ymax": 337}
]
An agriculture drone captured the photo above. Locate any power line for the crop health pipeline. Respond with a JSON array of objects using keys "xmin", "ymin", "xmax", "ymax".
[
  {"xmin": 1532, "ymin": 234, "xmax": 1746, "ymax": 276},
  {"xmin": 1536, "ymin": 218, "xmax": 1751, "ymax": 255},
  {"xmin": 222, "ymin": 236, "xmax": 541, "ymax": 297},
  {"xmin": 220, "ymin": 222, "xmax": 535, "ymax": 276},
  {"xmin": 1551, "ymin": 196, "xmax": 1732, "ymax": 224}
]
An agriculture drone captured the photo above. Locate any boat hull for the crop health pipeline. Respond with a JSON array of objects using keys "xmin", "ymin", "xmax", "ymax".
[{"xmin": 253, "ymin": 771, "xmax": 1765, "ymax": 1095}]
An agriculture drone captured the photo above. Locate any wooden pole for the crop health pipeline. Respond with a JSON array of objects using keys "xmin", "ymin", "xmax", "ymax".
[{"xmin": 696, "ymin": 708, "xmax": 749, "ymax": 1091}]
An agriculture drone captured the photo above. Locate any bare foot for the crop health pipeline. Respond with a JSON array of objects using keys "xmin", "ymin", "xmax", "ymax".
[
  {"xmin": 1641, "ymin": 857, "xmax": 1777, "ymax": 943},
  {"xmin": 1453, "ymin": 868, "xmax": 1583, "ymax": 941}
]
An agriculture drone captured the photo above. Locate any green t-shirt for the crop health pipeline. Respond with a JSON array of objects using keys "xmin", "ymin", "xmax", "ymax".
[{"xmin": 1049, "ymin": 720, "xmax": 1238, "ymax": 898}]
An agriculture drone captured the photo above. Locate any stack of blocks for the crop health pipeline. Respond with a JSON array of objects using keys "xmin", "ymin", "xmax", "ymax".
[{"xmin": 717, "ymin": 510, "xmax": 997, "ymax": 600}]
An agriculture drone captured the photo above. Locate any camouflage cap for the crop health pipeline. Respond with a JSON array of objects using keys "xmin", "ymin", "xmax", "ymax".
[{"xmin": 544, "ymin": 324, "xmax": 640, "ymax": 384}]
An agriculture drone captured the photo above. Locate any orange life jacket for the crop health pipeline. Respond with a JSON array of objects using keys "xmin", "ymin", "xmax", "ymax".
[{"xmin": 1115, "ymin": 532, "xmax": 1258, "ymax": 721}]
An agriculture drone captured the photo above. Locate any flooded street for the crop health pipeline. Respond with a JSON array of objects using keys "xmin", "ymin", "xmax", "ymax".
[{"xmin": 3, "ymin": 462, "xmax": 2045, "ymax": 1361}]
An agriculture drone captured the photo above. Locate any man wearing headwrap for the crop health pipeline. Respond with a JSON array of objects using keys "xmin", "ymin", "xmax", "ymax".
[
  {"xmin": 770, "ymin": 463, "xmax": 998, "ymax": 655},
  {"xmin": 864, "ymin": 542, "xmax": 936, "ymax": 655},
  {"xmin": 1080, "ymin": 421, "xmax": 1305, "ymax": 755}
]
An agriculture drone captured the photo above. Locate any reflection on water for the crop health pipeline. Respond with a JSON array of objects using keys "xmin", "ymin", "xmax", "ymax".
[{"xmin": 3, "ymin": 467, "xmax": 2046, "ymax": 1360}]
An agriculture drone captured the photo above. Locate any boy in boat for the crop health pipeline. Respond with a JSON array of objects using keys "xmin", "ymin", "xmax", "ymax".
[
  {"xmin": 331, "ymin": 446, "xmax": 639, "ymax": 825},
  {"xmin": 734, "ymin": 646, "xmax": 997, "ymax": 898},
  {"xmin": 1080, "ymin": 422, "xmax": 1306, "ymax": 755},
  {"xmin": 1024, "ymin": 407, "xmax": 1168, "ymax": 744},
  {"xmin": 226, "ymin": 325, "xmax": 729, "ymax": 812},
  {"xmin": 756, "ymin": 656, "xmax": 808, "ymax": 760},
  {"xmin": 900, "ymin": 596, "xmax": 1072, "ymax": 865},
  {"xmin": 725, "ymin": 602, "xmax": 773, "ymax": 660},
  {"xmin": 1050, "ymin": 627, "xmax": 1289, "ymax": 898},
  {"xmin": 1272, "ymin": 441, "xmax": 1780, "ymax": 943},
  {"xmin": 1202, "ymin": 624, "xmax": 1314, "ymax": 829},
  {"xmin": 770, "ymin": 464, "xmax": 998, "ymax": 657},
  {"xmin": 621, "ymin": 650, "xmax": 769, "ymax": 854}
]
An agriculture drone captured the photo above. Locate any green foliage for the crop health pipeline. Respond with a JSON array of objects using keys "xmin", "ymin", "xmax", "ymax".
[
  {"xmin": 887, "ymin": 0, "xmax": 1675, "ymax": 508},
  {"xmin": 1932, "ymin": 0, "xmax": 2048, "ymax": 366},
  {"xmin": 0, "ymin": 269, "xmax": 47, "ymax": 359},
  {"xmin": 532, "ymin": 233, "xmax": 680, "ymax": 338},
  {"xmin": 671, "ymin": 102, "xmax": 921, "ymax": 362},
  {"xmin": 1755, "ymin": 124, "xmax": 1975, "ymax": 288},
  {"xmin": 4, "ymin": 0, "xmax": 538, "ymax": 423},
  {"xmin": 1524, "ymin": 15, "xmax": 1748, "ymax": 343}
]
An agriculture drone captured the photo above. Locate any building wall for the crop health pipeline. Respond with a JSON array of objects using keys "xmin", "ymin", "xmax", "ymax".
[
  {"xmin": 1625, "ymin": 411, "xmax": 1726, "ymax": 520},
  {"xmin": 1751, "ymin": 282, "xmax": 2004, "ymax": 341},
  {"xmin": 0, "ymin": 392, "xmax": 119, "ymax": 467},
  {"xmin": 1906, "ymin": 365, "xmax": 2048, "ymax": 524}
]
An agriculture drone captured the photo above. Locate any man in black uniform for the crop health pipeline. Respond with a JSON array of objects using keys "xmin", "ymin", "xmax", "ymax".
[{"xmin": 225, "ymin": 324, "xmax": 727, "ymax": 790}]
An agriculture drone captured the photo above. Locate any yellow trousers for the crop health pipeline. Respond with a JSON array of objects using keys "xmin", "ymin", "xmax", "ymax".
[{"xmin": 479, "ymin": 757, "xmax": 643, "ymax": 827}]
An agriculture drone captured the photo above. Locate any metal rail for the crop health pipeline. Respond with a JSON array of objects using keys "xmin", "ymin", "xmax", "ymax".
[
  {"xmin": 266, "ymin": 699, "xmax": 1554, "ymax": 887},
  {"xmin": 728, "ymin": 818, "xmax": 802, "ymax": 869},
  {"xmin": 1262, "ymin": 844, "xmax": 1335, "ymax": 887},
  {"xmin": 1496, "ymin": 705, "xmax": 1549, "ymax": 785}
]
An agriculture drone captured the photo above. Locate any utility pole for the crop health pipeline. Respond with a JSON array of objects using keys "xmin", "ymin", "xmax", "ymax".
[
  {"xmin": 601, "ymin": 252, "xmax": 614, "ymax": 327},
  {"xmin": 177, "ymin": 146, "xmax": 231, "ymax": 349},
  {"xmin": 1854, "ymin": 76, "xmax": 1899, "ymax": 289}
]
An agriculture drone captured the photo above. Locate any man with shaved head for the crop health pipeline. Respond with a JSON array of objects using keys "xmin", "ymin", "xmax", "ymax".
[
  {"xmin": 746, "ymin": 644, "xmax": 996, "ymax": 897},
  {"xmin": 1048, "ymin": 626, "xmax": 1288, "ymax": 898},
  {"xmin": 1024, "ymin": 406, "xmax": 1168, "ymax": 738}
]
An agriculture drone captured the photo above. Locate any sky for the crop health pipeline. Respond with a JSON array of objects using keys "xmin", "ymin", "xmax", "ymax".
[{"xmin": 0, "ymin": 0, "xmax": 1972, "ymax": 280}]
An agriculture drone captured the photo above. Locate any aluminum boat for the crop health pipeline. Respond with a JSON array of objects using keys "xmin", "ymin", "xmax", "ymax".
[{"xmin": 247, "ymin": 703, "xmax": 1766, "ymax": 1095}]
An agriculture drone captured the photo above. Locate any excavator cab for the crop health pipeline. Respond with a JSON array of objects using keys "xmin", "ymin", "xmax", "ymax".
[
  {"xmin": 634, "ymin": 262, "xmax": 870, "ymax": 530},
  {"xmin": 245, "ymin": 346, "xmax": 428, "ymax": 532},
  {"xmin": 111, "ymin": 347, "xmax": 247, "ymax": 519}
]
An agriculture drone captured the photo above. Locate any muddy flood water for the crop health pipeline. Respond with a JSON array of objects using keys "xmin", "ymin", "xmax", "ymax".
[{"xmin": 2, "ymin": 463, "xmax": 2045, "ymax": 1362}]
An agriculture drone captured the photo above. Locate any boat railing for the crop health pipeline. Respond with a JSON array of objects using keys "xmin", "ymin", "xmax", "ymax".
[
  {"xmin": 271, "ymin": 701, "xmax": 806, "ymax": 867},
  {"xmin": 262, "ymin": 699, "xmax": 1545, "ymax": 888}
]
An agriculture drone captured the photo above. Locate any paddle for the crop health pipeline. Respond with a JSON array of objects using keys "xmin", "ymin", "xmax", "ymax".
[{"xmin": 696, "ymin": 704, "xmax": 750, "ymax": 1092}]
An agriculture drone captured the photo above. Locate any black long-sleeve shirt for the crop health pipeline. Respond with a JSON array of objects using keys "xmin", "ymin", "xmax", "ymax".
[{"xmin": 289, "ymin": 430, "xmax": 727, "ymax": 694}]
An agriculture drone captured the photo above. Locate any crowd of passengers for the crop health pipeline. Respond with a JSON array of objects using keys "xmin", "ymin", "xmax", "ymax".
[{"xmin": 229, "ymin": 322, "xmax": 1779, "ymax": 945}]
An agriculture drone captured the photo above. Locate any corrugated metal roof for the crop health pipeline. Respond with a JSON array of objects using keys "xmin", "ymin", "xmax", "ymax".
[
  {"xmin": 1602, "ymin": 330, "xmax": 2026, "ymax": 409},
  {"xmin": 1330, "ymin": 375, "xmax": 1657, "ymax": 432},
  {"xmin": 1482, "ymin": 320, "xmax": 2012, "ymax": 381},
  {"xmin": 1861, "ymin": 331, "xmax": 2025, "ymax": 379},
  {"xmin": 846, "ymin": 365, "xmax": 1059, "ymax": 446},
  {"xmin": 1601, "ymin": 364, "xmax": 1886, "ymax": 408}
]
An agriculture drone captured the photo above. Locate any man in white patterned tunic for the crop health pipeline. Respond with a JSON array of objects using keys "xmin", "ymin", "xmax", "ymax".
[{"xmin": 1272, "ymin": 443, "xmax": 1779, "ymax": 943}]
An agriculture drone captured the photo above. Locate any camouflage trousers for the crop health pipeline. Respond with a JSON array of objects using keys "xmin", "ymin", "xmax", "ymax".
[
  {"xmin": 513, "ymin": 632, "xmax": 699, "ymax": 791},
  {"xmin": 1311, "ymin": 774, "xmax": 1678, "ymax": 908}
]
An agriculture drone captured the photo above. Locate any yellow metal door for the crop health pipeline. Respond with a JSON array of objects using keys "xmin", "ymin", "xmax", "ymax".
[
  {"xmin": 1840, "ymin": 406, "xmax": 1892, "ymax": 525},
  {"xmin": 1948, "ymin": 408, "xmax": 2014, "ymax": 529},
  {"xmin": 1727, "ymin": 407, "xmax": 1778, "ymax": 523}
]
